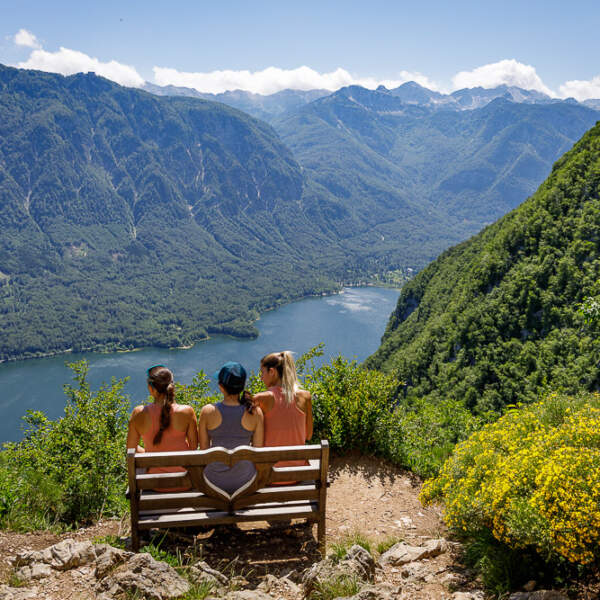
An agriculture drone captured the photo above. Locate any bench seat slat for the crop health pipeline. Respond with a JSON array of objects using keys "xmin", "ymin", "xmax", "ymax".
[
  {"xmin": 138, "ymin": 501, "xmax": 319, "ymax": 529},
  {"xmin": 140, "ymin": 492, "xmax": 228, "ymax": 511},
  {"xmin": 136, "ymin": 472, "xmax": 191, "ymax": 490},
  {"xmin": 134, "ymin": 445, "xmax": 323, "ymax": 468},
  {"xmin": 233, "ymin": 484, "xmax": 319, "ymax": 509}
]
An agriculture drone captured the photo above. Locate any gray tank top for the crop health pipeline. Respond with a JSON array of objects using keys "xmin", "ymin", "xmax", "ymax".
[{"xmin": 203, "ymin": 402, "xmax": 256, "ymax": 497}]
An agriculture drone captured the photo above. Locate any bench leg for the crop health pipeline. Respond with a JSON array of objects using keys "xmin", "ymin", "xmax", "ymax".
[
  {"xmin": 131, "ymin": 519, "xmax": 140, "ymax": 552},
  {"xmin": 317, "ymin": 517, "xmax": 326, "ymax": 558}
]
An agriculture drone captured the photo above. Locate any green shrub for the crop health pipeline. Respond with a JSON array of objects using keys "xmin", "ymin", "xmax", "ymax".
[
  {"xmin": 421, "ymin": 392, "xmax": 600, "ymax": 590},
  {"xmin": 1, "ymin": 360, "xmax": 130, "ymax": 529}
]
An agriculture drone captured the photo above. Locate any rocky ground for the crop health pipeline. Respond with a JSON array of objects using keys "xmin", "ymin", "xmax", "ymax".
[{"xmin": 0, "ymin": 454, "xmax": 586, "ymax": 599}]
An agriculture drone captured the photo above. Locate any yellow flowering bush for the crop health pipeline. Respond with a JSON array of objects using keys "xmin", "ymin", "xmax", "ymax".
[{"xmin": 421, "ymin": 392, "xmax": 600, "ymax": 565}]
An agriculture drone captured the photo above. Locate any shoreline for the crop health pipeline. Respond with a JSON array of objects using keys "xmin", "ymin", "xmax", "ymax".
[{"xmin": 0, "ymin": 282, "xmax": 402, "ymax": 365}]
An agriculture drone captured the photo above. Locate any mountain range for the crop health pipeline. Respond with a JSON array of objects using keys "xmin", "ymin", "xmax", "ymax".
[
  {"xmin": 144, "ymin": 80, "xmax": 600, "ymax": 121},
  {"xmin": 1, "ymin": 63, "xmax": 600, "ymax": 360}
]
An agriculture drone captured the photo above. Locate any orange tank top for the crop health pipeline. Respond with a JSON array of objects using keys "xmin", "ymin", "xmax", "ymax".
[
  {"xmin": 141, "ymin": 403, "xmax": 191, "ymax": 491},
  {"xmin": 264, "ymin": 386, "xmax": 307, "ymax": 472}
]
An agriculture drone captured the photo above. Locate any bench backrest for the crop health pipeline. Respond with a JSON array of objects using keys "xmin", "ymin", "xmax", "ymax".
[{"xmin": 127, "ymin": 441, "xmax": 329, "ymax": 512}]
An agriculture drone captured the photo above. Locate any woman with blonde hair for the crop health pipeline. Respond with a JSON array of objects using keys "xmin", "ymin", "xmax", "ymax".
[
  {"xmin": 127, "ymin": 365, "xmax": 198, "ymax": 491},
  {"xmin": 254, "ymin": 351, "xmax": 313, "ymax": 466}
]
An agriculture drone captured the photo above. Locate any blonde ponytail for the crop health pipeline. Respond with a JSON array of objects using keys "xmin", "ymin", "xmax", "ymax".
[
  {"xmin": 280, "ymin": 351, "xmax": 299, "ymax": 405},
  {"xmin": 260, "ymin": 350, "xmax": 300, "ymax": 405}
]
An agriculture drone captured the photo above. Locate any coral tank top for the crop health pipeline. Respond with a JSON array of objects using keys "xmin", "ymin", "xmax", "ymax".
[
  {"xmin": 141, "ymin": 402, "xmax": 191, "ymax": 491},
  {"xmin": 264, "ymin": 386, "xmax": 307, "ymax": 471}
]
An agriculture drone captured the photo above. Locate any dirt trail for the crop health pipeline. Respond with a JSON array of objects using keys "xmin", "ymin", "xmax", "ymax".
[{"xmin": 0, "ymin": 453, "xmax": 474, "ymax": 598}]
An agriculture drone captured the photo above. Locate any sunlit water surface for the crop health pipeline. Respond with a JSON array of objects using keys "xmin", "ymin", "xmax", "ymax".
[{"xmin": 0, "ymin": 287, "xmax": 399, "ymax": 442}]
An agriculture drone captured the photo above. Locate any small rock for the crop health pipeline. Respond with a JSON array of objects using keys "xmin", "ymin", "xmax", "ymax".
[
  {"xmin": 224, "ymin": 591, "xmax": 275, "ymax": 600},
  {"xmin": 93, "ymin": 544, "xmax": 133, "ymax": 579},
  {"xmin": 0, "ymin": 585, "xmax": 39, "ymax": 600},
  {"xmin": 303, "ymin": 545, "xmax": 376, "ymax": 596},
  {"xmin": 452, "ymin": 592, "xmax": 485, "ymax": 600},
  {"xmin": 523, "ymin": 581, "xmax": 537, "ymax": 592},
  {"xmin": 379, "ymin": 539, "xmax": 446, "ymax": 567},
  {"xmin": 13, "ymin": 563, "xmax": 52, "ymax": 581},
  {"xmin": 188, "ymin": 561, "xmax": 229, "ymax": 587},
  {"xmin": 509, "ymin": 592, "xmax": 568, "ymax": 600},
  {"xmin": 14, "ymin": 539, "xmax": 97, "ymax": 571},
  {"xmin": 347, "ymin": 582, "xmax": 402, "ymax": 599},
  {"xmin": 98, "ymin": 552, "xmax": 190, "ymax": 600}
]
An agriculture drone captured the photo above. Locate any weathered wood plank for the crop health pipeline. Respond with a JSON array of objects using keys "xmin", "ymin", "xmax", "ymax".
[
  {"xmin": 270, "ymin": 465, "xmax": 320, "ymax": 482},
  {"xmin": 136, "ymin": 472, "xmax": 192, "ymax": 490},
  {"xmin": 139, "ymin": 492, "xmax": 228, "ymax": 511},
  {"xmin": 233, "ymin": 485, "xmax": 319, "ymax": 509},
  {"xmin": 133, "ymin": 445, "xmax": 323, "ymax": 468},
  {"xmin": 138, "ymin": 502, "xmax": 319, "ymax": 529}
]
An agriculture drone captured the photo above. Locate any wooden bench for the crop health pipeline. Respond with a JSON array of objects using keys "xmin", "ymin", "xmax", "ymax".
[{"xmin": 126, "ymin": 440, "xmax": 329, "ymax": 555}]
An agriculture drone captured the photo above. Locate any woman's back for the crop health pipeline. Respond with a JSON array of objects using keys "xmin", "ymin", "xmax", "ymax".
[
  {"xmin": 263, "ymin": 386, "xmax": 307, "ymax": 447},
  {"xmin": 139, "ymin": 402, "xmax": 191, "ymax": 452}
]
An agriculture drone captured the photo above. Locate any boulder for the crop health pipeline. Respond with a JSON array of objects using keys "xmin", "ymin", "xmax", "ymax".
[
  {"xmin": 93, "ymin": 543, "xmax": 133, "ymax": 578},
  {"xmin": 13, "ymin": 539, "xmax": 97, "ymax": 571},
  {"xmin": 0, "ymin": 585, "xmax": 39, "ymax": 600},
  {"xmin": 257, "ymin": 573, "xmax": 301, "ymax": 596},
  {"xmin": 98, "ymin": 552, "xmax": 190, "ymax": 600},
  {"xmin": 379, "ymin": 539, "xmax": 446, "ymax": 567},
  {"xmin": 303, "ymin": 545, "xmax": 375, "ymax": 596},
  {"xmin": 12, "ymin": 563, "xmax": 52, "ymax": 582}
]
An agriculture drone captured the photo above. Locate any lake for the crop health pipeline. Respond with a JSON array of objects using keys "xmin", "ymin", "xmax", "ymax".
[{"xmin": 0, "ymin": 286, "xmax": 399, "ymax": 442}]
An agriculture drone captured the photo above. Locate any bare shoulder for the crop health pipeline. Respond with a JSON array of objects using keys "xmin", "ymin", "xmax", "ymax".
[
  {"xmin": 130, "ymin": 405, "xmax": 145, "ymax": 420},
  {"xmin": 200, "ymin": 403, "xmax": 217, "ymax": 417},
  {"xmin": 296, "ymin": 389, "xmax": 312, "ymax": 410}
]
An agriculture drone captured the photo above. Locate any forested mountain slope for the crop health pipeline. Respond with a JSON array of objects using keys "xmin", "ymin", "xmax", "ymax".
[
  {"xmin": 0, "ymin": 66, "xmax": 482, "ymax": 360},
  {"xmin": 367, "ymin": 122, "xmax": 600, "ymax": 413},
  {"xmin": 274, "ymin": 86, "xmax": 600, "ymax": 231},
  {"xmin": 0, "ymin": 65, "xmax": 352, "ymax": 360}
]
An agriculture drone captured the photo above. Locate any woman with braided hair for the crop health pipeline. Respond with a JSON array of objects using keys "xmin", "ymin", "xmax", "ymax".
[{"xmin": 127, "ymin": 365, "xmax": 198, "ymax": 491}]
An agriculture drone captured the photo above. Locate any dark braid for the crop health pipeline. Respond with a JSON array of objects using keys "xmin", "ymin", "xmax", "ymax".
[
  {"xmin": 240, "ymin": 390, "xmax": 254, "ymax": 414},
  {"xmin": 148, "ymin": 366, "xmax": 175, "ymax": 445}
]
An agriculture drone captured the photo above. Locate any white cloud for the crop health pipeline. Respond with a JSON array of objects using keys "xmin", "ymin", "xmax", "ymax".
[
  {"xmin": 152, "ymin": 64, "xmax": 443, "ymax": 95},
  {"xmin": 18, "ymin": 47, "xmax": 144, "ymax": 87},
  {"xmin": 559, "ymin": 76, "xmax": 600, "ymax": 101},
  {"xmin": 451, "ymin": 59, "xmax": 555, "ymax": 96},
  {"xmin": 14, "ymin": 28, "xmax": 40, "ymax": 49}
]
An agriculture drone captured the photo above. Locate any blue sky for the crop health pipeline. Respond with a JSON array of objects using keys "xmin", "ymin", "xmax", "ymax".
[{"xmin": 1, "ymin": 0, "xmax": 599, "ymax": 98}]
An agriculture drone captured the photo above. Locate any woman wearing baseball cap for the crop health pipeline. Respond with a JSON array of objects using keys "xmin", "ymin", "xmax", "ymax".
[{"xmin": 198, "ymin": 362, "xmax": 264, "ymax": 497}]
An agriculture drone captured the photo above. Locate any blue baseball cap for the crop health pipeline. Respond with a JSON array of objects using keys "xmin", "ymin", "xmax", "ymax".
[{"xmin": 216, "ymin": 361, "xmax": 247, "ymax": 391}]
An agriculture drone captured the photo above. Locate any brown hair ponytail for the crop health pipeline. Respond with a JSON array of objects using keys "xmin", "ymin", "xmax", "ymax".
[{"xmin": 147, "ymin": 366, "xmax": 175, "ymax": 445}]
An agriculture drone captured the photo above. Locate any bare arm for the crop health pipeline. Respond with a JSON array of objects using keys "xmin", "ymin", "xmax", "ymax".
[
  {"xmin": 304, "ymin": 393, "xmax": 313, "ymax": 441},
  {"xmin": 198, "ymin": 405, "xmax": 212, "ymax": 450},
  {"xmin": 253, "ymin": 391, "xmax": 274, "ymax": 415},
  {"xmin": 252, "ymin": 408, "xmax": 264, "ymax": 447},
  {"xmin": 185, "ymin": 406, "xmax": 199, "ymax": 450},
  {"xmin": 126, "ymin": 406, "xmax": 145, "ymax": 452}
]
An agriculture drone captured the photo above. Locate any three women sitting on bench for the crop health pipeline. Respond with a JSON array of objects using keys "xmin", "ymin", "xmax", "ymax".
[{"xmin": 127, "ymin": 352, "xmax": 313, "ymax": 495}]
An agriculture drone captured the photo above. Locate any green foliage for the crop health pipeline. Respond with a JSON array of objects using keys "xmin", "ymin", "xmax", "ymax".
[
  {"xmin": 308, "ymin": 574, "xmax": 360, "ymax": 600},
  {"xmin": 0, "ymin": 360, "xmax": 129, "ymax": 529},
  {"xmin": 306, "ymin": 356, "xmax": 398, "ymax": 454},
  {"xmin": 369, "ymin": 120, "xmax": 600, "ymax": 415},
  {"xmin": 375, "ymin": 535, "xmax": 402, "ymax": 555},
  {"xmin": 329, "ymin": 531, "xmax": 372, "ymax": 561},
  {"xmin": 421, "ymin": 392, "xmax": 600, "ymax": 585}
]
